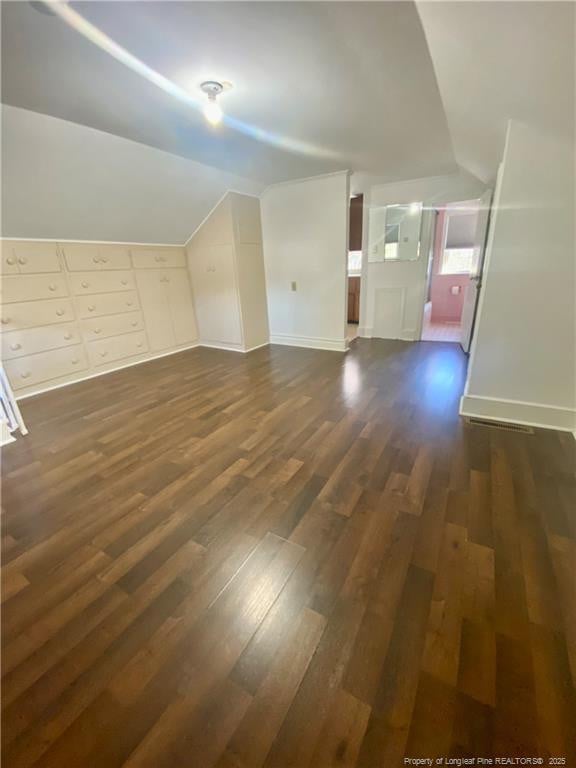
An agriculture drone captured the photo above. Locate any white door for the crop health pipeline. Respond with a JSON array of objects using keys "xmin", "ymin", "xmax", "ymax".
[
  {"xmin": 460, "ymin": 188, "xmax": 493, "ymax": 353},
  {"xmin": 165, "ymin": 270, "xmax": 198, "ymax": 346},
  {"xmin": 135, "ymin": 271, "xmax": 173, "ymax": 351},
  {"xmin": 189, "ymin": 244, "xmax": 242, "ymax": 345}
]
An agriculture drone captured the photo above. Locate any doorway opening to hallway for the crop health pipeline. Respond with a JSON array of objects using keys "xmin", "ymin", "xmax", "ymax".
[
  {"xmin": 422, "ymin": 199, "xmax": 481, "ymax": 345},
  {"xmin": 347, "ymin": 193, "xmax": 363, "ymax": 342}
]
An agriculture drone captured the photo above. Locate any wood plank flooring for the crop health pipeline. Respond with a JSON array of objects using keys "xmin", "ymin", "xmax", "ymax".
[{"xmin": 2, "ymin": 340, "xmax": 575, "ymax": 767}]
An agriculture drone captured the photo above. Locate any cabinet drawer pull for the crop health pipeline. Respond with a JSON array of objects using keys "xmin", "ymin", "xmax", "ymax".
[
  {"xmin": 131, "ymin": 321, "xmax": 138, "ymax": 327},
  {"xmin": 18, "ymin": 257, "xmax": 28, "ymax": 265},
  {"xmin": 136, "ymin": 341, "xmax": 143, "ymax": 348},
  {"xmin": 93, "ymin": 256, "xmax": 99, "ymax": 264},
  {"xmin": 71, "ymin": 358, "xmax": 79, "ymax": 364},
  {"xmin": 81, "ymin": 281, "xmax": 90, "ymax": 288},
  {"xmin": 93, "ymin": 328, "xmax": 102, "ymax": 334},
  {"xmin": 10, "ymin": 343, "xmax": 21, "ymax": 351},
  {"xmin": 121, "ymin": 279, "xmax": 128, "ymax": 286},
  {"xmin": 64, "ymin": 333, "xmax": 73, "ymax": 340},
  {"xmin": 48, "ymin": 283, "xmax": 57, "ymax": 291},
  {"xmin": 126, "ymin": 301, "xmax": 134, "ymax": 307},
  {"xmin": 21, "ymin": 371, "xmax": 31, "ymax": 379},
  {"xmin": 6, "ymin": 257, "xmax": 16, "ymax": 266},
  {"xmin": 56, "ymin": 308, "xmax": 65, "ymax": 317},
  {"xmin": 1, "ymin": 317, "xmax": 11, "ymax": 324},
  {"xmin": 101, "ymin": 257, "xmax": 108, "ymax": 263},
  {"xmin": 99, "ymin": 350, "xmax": 108, "ymax": 357},
  {"xmin": 155, "ymin": 255, "xmax": 161, "ymax": 262},
  {"xmin": 88, "ymin": 305, "xmax": 96, "ymax": 312}
]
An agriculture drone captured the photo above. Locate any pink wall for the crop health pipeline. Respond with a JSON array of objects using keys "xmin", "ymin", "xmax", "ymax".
[{"xmin": 430, "ymin": 209, "xmax": 470, "ymax": 323}]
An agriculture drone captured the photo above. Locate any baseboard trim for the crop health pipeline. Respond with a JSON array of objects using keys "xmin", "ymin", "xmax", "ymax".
[
  {"xmin": 269, "ymin": 334, "xmax": 347, "ymax": 352},
  {"xmin": 199, "ymin": 341, "xmax": 246, "ymax": 353},
  {"xmin": 198, "ymin": 340, "xmax": 270, "ymax": 353},
  {"xmin": 15, "ymin": 342, "xmax": 201, "ymax": 400},
  {"xmin": 460, "ymin": 394, "xmax": 576, "ymax": 433},
  {"xmin": 14, "ymin": 340, "xmax": 275, "ymax": 401}
]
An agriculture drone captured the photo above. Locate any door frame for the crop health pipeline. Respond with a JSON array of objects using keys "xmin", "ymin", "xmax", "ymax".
[{"xmin": 459, "ymin": 188, "xmax": 494, "ymax": 354}]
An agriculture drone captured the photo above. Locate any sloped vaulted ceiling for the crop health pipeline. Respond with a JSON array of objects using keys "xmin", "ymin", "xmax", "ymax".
[
  {"xmin": 1, "ymin": 1, "xmax": 573, "ymax": 242},
  {"xmin": 2, "ymin": 1, "xmax": 457, "ymax": 184},
  {"xmin": 417, "ymin": 1, "xmax": 575, "ymax": 183}
]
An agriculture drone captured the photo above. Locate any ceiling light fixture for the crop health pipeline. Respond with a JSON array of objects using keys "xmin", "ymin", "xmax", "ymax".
[
  {"xmin": 200, "ymin": 81, "xmax": 225, "ymax": 126},
  {"xmin": 43, "ymin": 3, "xmax": 335, "ymax": 159}
]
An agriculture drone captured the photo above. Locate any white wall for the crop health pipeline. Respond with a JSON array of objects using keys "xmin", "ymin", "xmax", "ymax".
[
  {"xmin": 261, "ymin": 172, "xmax": 349, "ymax": 351},
  {"xmin": 1, "ymin": 105, "xmax": 263, "ymax": 245},
  {"xmin": 360, "ymin": 171, "xmax": 486, "ymax": 339},
  {"xmin": 462, "ymin": 120, "xmax": 576, "ymax": 432}
]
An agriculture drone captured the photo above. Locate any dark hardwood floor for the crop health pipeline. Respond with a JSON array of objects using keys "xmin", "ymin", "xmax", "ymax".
[{"xmin": 2, "ymin": 340, "xmax": 575, "ymax": 767}]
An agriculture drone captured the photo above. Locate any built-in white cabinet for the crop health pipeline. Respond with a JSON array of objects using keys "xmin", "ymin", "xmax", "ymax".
[
  {"xmin": 1, "ymin": 241, "xmax": 198, "ymax": 396},
  {"xmin": 1, "ymin": 241, "xmax": 61, "ymax": 274},
  {"xmin": 88, "ymin": 331, "xmax": 148, "ymax": 367},
  {"xmin": 3, "ymin": 275, "xmax": 68, "ymax": 303},
  {"xmin": 135, "ymin": 269, "xmax": 197, "ymax": 351},
  {"xmin": 135, "ymin": 271, "xmax": 174, "ymax": 351},
  {"xmin": 2, "ymin": 323, "xmax": 80, "ymax": 360},
  {"xmin": 166, "ymin": 271, "xmax": 198, "ymax": 346},
  {"xmin": 5, "ymin": 345, "xmax": 88, "ymax": 391},
  {"xmin": 69, "ymin": 271, "xmax": 135, "ymax": 295},
  {"xmin": 187, "ymin": 193, "xmax": 269, "ymax": 351},
  {"xmin": 82, "ymin": 311, "xmax": 144, "ymax": 340},
  {"xmin": 0, "ymin": 298, "xmax": 75, "ymax": 332},
  {"xmin": 131, "ymin": 247, "xmax": 186, "ymax": 270},
  {"xmin": 61, "ymin": 243, "xmax": 131, "ymax": 271},
  {"xmin": 188, "ymin": 245, "xmax": 243, "ymax": 347},
  {"xmin": 75, "ymin": 290, "xmax": 140, "ymax": 319}
]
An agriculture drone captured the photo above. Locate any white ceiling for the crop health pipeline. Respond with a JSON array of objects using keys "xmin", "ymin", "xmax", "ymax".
[
  {"xmin": 417, "ymin": 1, "xmax": 575, "ymax": 183},
  {"xmin": 1, "ymin": 1, "xmax": 458, "ymax": 185},
  {"xmin": 1, "ymin": 0, "xmax": 573, "ymax": 243}
]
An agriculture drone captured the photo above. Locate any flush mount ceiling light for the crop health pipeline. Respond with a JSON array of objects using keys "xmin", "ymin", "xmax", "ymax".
[
  {"xmin": 41, "ymin": 1, "xmax": 334, "ymax": 158},
  {"xmin": 200, "ymin": 80, "xmax": 228, "ymax": 126}
]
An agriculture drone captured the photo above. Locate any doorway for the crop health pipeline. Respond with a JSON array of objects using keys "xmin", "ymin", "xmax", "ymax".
[
  {"xmin": 347, "ymin": 193, "xmax": 363, "ymax": 341},
  {"xmin": 421, "ymin": 200, "xmax": 480, "ymax": 344}
]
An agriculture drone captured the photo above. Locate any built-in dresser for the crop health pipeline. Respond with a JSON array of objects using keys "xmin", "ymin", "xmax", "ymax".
[{"xmin": 1, "ymin": 241, "xmax": 198, "ymax": 397}]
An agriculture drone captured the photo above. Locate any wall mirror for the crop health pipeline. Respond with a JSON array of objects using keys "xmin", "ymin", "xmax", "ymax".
[{"xmin": 368, "ymin": 202, "xmax": 423, "ymax": 262}]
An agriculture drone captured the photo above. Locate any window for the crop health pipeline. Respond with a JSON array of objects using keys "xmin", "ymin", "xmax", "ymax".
[
  {"xmin": 348, "ymin": 250, "xmax": 362, "ymax": 274},
  {"xmin": 384, "ymin": 242, "xmax": 398, "ymax": 260},
  {"xmin": 441, "ymin": 247, "xmax": 474, "ymax": 275}
]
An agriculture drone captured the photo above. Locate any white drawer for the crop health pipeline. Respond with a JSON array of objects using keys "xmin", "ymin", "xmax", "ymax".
[
  {"xmin": 1, "ymin": 242, "xmax": 61, "ymax": 274},
  {"xmin": 88, "ymin": 331, "xmax": 148, "ymax": 367},
  {"xmin": 82, "ymin": 311, "xmax": 144, "ymax": 340},
  {"xmin": 1, "ymin": 244, "xmax": 19, "ymax": 274},
  {"xmin": 76, "ymin": 290, "xmax": 140, "ymax": 319},
  {"xmin": 131, "ymin": 248, "xmax": 186, "ymax": 269},
  {"xmin": 5, "ymin": 345, "xmax": 88, "ymax": 390},
  {"xmin": 2, "ymin": 275, "xmax": 68, "ymax": 304},
  {"xmin": 0, "ymin": 298, "xmax": 75, "ymax": 333},
  {"xmin": 62, "ymin": 243, "xmax": 132, "ymax": 272},
  {"xmin": 2, "ymin": 322, "xmax": 80, "ymax": 360},
  {"xmin": 69, "ymin": 271, "xmax": 135, "ymax": 295}
]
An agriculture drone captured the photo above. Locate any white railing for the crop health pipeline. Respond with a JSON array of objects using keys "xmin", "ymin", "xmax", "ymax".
[{"xmin": 0, "ymin": 365, "xmax": 27, "ymax": 442}]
